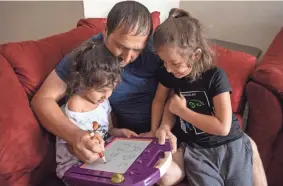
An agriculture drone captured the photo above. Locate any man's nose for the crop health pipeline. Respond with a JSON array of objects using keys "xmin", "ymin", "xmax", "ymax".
[
  {"xmin": 165, "ymin": 64, "xmax": 172, "ymax": 73},
  {"xmin": 123, "ymin": 49, "xmax": 133, "ymax": 64}
]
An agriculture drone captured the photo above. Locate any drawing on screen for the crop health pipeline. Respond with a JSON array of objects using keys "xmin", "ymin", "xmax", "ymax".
[{"xmin": 82, "ymin": 138, "xmax": 152, "ymax": 174}]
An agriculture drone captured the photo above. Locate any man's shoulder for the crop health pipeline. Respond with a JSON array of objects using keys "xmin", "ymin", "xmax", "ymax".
[{"xmin": 55, "ymin": 34, "xmax": 101, "ymax": 82}]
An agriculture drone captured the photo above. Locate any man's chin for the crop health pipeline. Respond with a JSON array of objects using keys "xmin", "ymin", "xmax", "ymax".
[
  {"xmin": 120, "ymin": 63, "xmax": 127, "ymax": 67},
  {"xmin": 173, "ymin": 73, "xmax": 185, "ymax": 79},
  {"xmin": 119, "ymin": 59, "xmax": 136, "ymax": 67}
]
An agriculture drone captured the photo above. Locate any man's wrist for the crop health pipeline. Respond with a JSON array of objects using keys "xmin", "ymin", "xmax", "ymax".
[{"xmin": 67, "ymin": 127, "xmax": 85, "ymax": 146}]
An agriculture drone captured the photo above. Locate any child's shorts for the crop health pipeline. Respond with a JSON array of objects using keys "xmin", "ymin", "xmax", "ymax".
[{"xmin": 182, "ymin": 134, "xmax": 253, "ymax": 186}]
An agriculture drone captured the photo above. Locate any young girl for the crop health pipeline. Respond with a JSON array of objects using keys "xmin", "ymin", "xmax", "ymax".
[
  {"xmin": 56, "ymin": 40, "xmax": 138, "ymax": 179},
  {"xmin": 152, "ymin": 9, "xmax": 253, "ymax": 186}
]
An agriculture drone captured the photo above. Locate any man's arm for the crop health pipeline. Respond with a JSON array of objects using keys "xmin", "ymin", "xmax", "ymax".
[{"xmin": 31, "ymin": 70, "xmax": 82, "ymax": 144}]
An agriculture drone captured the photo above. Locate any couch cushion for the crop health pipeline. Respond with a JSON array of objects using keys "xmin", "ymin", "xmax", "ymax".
[
  {"xmin": 0, "ymin": 54, "xmax": 48, "ymax": 186},
  {"xmin": 213, "ymin": 45, "xmax": 257, "ymax": 113}
]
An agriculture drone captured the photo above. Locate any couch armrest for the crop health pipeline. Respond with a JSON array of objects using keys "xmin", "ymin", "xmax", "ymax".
[
  {"xmin": 251, "ymin": 28, "xmax": 283, "ymax": 99},
  {"xmin": 0, "ymin": 54, "xmax": 49, "ymax": 186},
  {"xmin": 246, "ymin": 81, "xmax": 282, "ymax": 170},
  {"xmin": 0, "ymin": 175, "xmax": 9, "ymax": 186}
]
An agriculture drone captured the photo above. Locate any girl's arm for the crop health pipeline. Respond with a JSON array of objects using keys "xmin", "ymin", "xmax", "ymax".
[
  {"xmin": 155, "ymin": 96, "xmax": 178, "ymax": 153},
  {"xmin": 159, "ymin": 96, "xmax": 177, "ymax": 131},
  {"xmin": 151, "ymin": 83, "xmax": 171, "ymax": 133},
  {"xmin": 171, "ymin": 92, "xmax": 232, "ymax": 136}
]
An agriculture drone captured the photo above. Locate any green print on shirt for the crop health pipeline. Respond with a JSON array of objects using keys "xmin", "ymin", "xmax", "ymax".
[{"xmin": 188, "ymin": 99, "xmax": 205, "ymax": 109}]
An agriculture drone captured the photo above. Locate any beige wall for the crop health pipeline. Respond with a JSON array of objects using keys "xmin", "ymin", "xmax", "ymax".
[
  {"xmin": 0, "ymin": 1, "xmax": 84, "ymax": 44},
  {"xmin": 180, "ymin": 1, "xmax": 283, "ymax": 54}
]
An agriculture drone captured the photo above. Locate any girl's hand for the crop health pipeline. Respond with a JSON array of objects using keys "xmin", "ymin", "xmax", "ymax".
[
  {"xmin": 110, "ymin": 128, "xmax": 138, "ymax": 138},
  {"xmin": 169, "ymin": 94, "xmax": 187, "ymax": 116},
  {"xmin": 155, "ymin": 126, "xmax": 177, "ymax": 154}
]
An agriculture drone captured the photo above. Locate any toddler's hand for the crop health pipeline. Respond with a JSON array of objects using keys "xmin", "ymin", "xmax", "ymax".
[{"xmin": 111, "ymin": 128, "xmax": 138, "ymax": 138}]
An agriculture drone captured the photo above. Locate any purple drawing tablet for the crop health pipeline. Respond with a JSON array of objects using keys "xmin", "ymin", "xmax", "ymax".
[{"xmin": 63, "ymin": 137, "xmax": 172, "ymax": 186}]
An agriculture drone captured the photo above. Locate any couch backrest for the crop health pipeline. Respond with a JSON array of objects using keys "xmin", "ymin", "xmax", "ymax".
[
  {"xmin": 0, "ymin": 22, "xmax": 99, "ymax": 98},
  {"xmin": 212, "ymin": 45, "xmax": 257, "ymax": 113},
  {"xmin": 0, "ymin": 53, "xmax": 47, "ymax": 185}
]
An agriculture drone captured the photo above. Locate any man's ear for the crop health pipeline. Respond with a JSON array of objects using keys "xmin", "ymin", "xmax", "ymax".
[
  {"xmin": 192, "ymin": 48, "xmax": 202, "ymax": 61},
  {"xmin": 103, "ymin": 23, "xmax": 108, "ymax": 38}
]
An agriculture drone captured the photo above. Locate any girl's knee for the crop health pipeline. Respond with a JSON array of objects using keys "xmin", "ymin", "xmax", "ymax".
[
  {"xmin": 157, "ymin": 161, "xmax": 185, "ymax": 186},
  {"xmin": 156, "ymin": 174, "xmax": 170, "ymax": 186},
  {"xmin": 157, "ymin": 172, "xmax": 185, "ymax": 186}
]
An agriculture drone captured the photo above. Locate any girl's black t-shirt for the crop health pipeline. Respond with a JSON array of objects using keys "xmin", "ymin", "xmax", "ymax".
[{"xmin": 157, "ymin": 66, "xmax": 243, "ymax": 148}]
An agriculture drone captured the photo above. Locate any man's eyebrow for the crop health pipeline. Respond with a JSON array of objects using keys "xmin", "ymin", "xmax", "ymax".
[
  {"xmin": 171, "ymin": 60, "xmax": 180, "ymax": 65},
  {"xmin": 114, "ymin": 40, "xmax": 143, "ymax": 50}
]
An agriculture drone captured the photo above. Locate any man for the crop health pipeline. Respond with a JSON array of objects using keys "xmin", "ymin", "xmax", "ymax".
[
  {"xmin": 32, "ymin": 0, "xmax": 159, "ymax": 164},
  {"xmin": 31, "ymin": 1, "xmax": 266, "ymax": 185}
]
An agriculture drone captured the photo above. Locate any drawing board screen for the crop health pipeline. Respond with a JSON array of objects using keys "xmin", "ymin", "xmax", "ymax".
[{"xmin": 82, "ymin": 138, "xmax": 152, "ymax": 174}]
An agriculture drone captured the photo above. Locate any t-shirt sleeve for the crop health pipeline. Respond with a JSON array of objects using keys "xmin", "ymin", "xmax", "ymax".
[
  {"xmin": 156, "ymin": 66, "xmax": 176, "ymax": 88},
  {"xmin": 55, "ymin": 50, "xmax": 77, "ymax": 82},
  {"xmin": 209, "ymin": 68, "xmax": 232, "ymax": 98}
]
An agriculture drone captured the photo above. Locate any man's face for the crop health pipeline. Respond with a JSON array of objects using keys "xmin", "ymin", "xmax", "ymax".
[{"xmin": 104, "ymin": 28, "xmax": 148, "ymax": 67}]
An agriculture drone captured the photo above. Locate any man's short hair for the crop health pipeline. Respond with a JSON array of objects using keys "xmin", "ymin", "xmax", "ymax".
[{"xmin": 106, "ymin": 1, "xmax": 153, "ymax": 36}]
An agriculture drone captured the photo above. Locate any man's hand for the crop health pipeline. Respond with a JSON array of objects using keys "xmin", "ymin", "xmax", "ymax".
[
  {"xmin": 70, "ymin": 130, "xmax": 105, "ymax": 164},
  {"xmin": 110, "ymin": 128, "xmax": 138, "ymax": 138},
  {"xmin": 139, "ymin": 130, "xmax": 156, "ymax": 137},
  {"xmin": 169, "ymin": 94, "xmax": 187, "ymax": 116},
  {"xmin": 155, "ymin": 126, "xmax": 177, "ymax": 154}
]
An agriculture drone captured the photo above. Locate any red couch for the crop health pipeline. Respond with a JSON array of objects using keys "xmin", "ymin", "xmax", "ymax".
[
  {"xmin": 246, "ymin": 28, "xmax": 283, "ymax": 186},
  {"xmin": 0, "ymin": 12, "xmax": 257, "ymax": 186}
]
